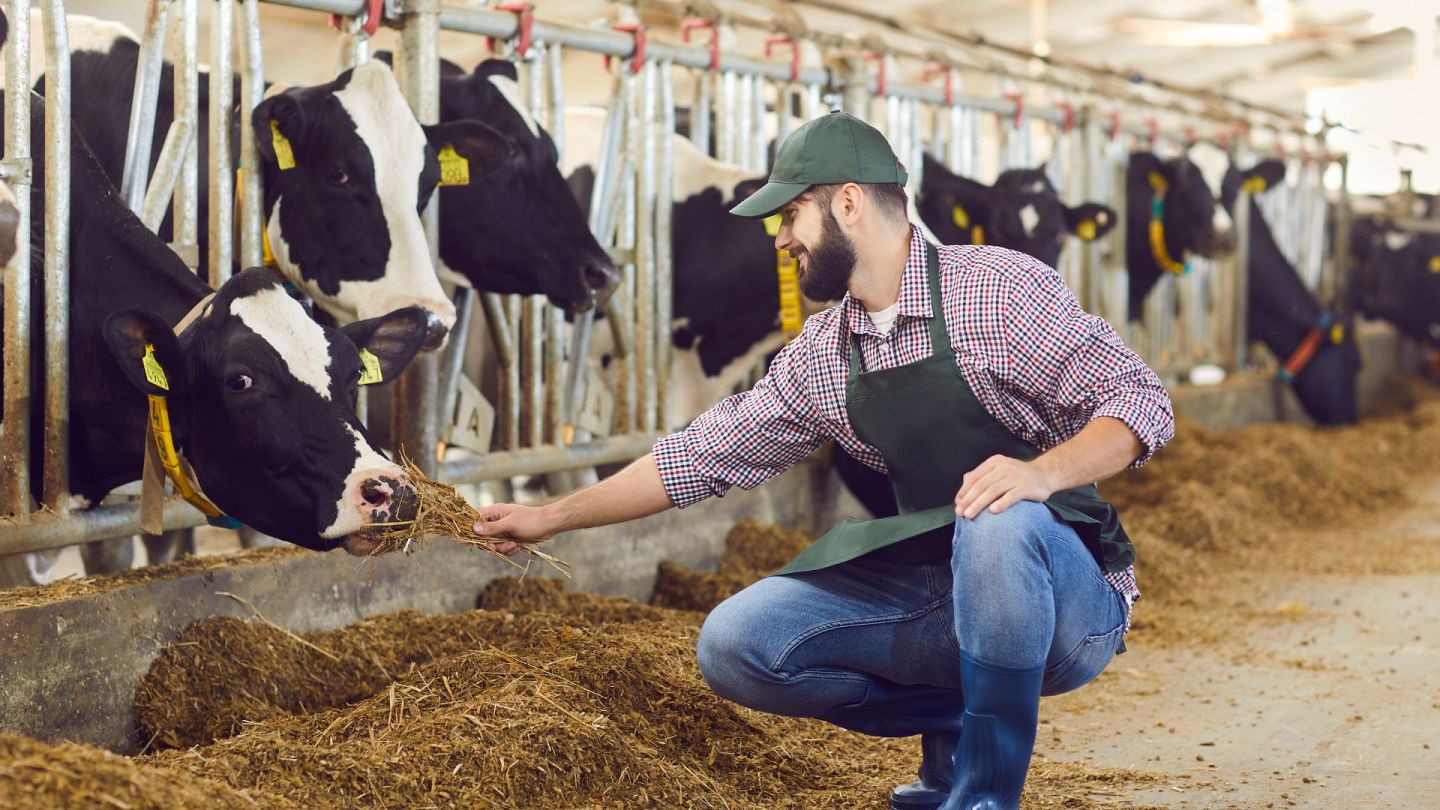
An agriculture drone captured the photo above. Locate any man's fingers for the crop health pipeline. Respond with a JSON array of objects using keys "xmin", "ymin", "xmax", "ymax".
[
  {"xmin": 988, "ymin": 489, "xmax": 1022, "ymax": 515},
  {"xmin": 960, "ymin": 481, "xmax": 1005, "ymax": 519},
  {"xmin": 957, "ymin": 468, "xmax": 1004, "ymax": 511}
]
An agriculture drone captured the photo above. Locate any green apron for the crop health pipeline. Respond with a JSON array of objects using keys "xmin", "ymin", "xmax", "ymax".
[{"xmin": 775, "ymin": 242, "xmax": 1135, "ymax": 577}]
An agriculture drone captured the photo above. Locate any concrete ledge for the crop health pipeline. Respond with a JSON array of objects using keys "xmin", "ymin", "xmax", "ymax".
[{"xmin": 0, "ymin": 462, "xmax": 848, "ymax": 754}]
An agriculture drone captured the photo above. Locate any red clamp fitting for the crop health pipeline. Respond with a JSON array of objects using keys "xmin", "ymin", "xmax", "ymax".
[
  {"xmin": 1182, "ymin": 125, "xmax": 1197, "ymax": 146},
  {"xmin": 1106, "ymin": 111, "xmax": 1121, "ymax": 142},
  {"xmin": 330, "ymin": 0, "xmax": 383, "ymax": 37},
  {"xmin": 486, "ymin": 3, "xmax": 535, "ymax": 58},
  {"xmin": 765, "ymin": 35, "xmax": 801, "ymax": 83},
  {"xmin": 1003, "ymin": 92, "xmax": 1024, "ymax": 128},
  {"xmin": 921, "ymin": 63, "xmax": 954, "ymax": 106},
  {"xmin": 605, "ymin": 23, "xmax": 647, "ymax": 74},
  {"xmin": 1055, "ymin": 99, "xmax": 1074, "ymax": 134},
  {"xmin": 1145, "ymin": 118, "xmax": 1159, "ymax": 148},
  {"xmin": 860, "ymin": 51, "xmax": 887, "ymax": 96},
  {"xmin": 682, "ymin": 19, "xmax": 721, "ymax": 71}
]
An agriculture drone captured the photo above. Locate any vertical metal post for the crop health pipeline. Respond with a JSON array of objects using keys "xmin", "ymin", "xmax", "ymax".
[
  {"xmin": 635, "ymin": 60, "xmax": 658, "ymax": 434},
  {"xmin": 521, "ymin": 49, "xmax": 545, "ymax": 448},
  {"xmin": 656, "ymin": 60, "xmax": 675, "ymax": 425},
  {"xmin": 173, "ymin": 0, "xmax": 199, "ymax": 261},
  {"xmin": 840, "ymin": 56, "xmax": 869, "ymax": 119},
  {"xmin": 208, "ymin": 0, "xmax": 234, "ymax": 287},
  {"xmin": 1233, "ymin": 188, "xmax": 1253, "ymax": 371},
  {"xmin": 717, "ymin": 70, "xmax": 736, "ymax": 163},
  {"xmin": 503, "ymin": 294, "xmax": 521, "ymax": 449},
  {"xmin": 735, "ymin": 71, "xmax": 753, "ymax": 171},
  {"xmin": 41, "ymin": 1, "xmax": 71, "ymax": 513},
  {"xmin": 693, "ymin": 69, "xmax": 711, "ymax": 155},
  {"xmin": 802, "ymin": 83, "xmax": 822, "ymax": 122},
  {"xmin": 1332, "ymin": 154, "xmax": 1352, "ymax": 309},
  {"xmin": 238, "ymin": 0, "xmax": 265, "ymax": 269},
  {"xmin": 121, "ymin": 0, "xmax": 171, "ymax": 214},
  {"xmin": 2, "ymin": 0, "xmax": 33, "ymax": 520},
  {"xmin": 750, "ymin": 73, "xmax": 767, "ymax": 171}
]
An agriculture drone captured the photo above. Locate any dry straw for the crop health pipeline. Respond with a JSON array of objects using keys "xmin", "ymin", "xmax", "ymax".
[{"xmin": 367, "ymin": 454, "xmax": 571, "ymax": 577}]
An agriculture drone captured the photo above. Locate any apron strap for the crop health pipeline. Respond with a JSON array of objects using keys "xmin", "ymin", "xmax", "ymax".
[{"xmin": 849, "ymin": 241, "xmax": 950, "ymax": 375}]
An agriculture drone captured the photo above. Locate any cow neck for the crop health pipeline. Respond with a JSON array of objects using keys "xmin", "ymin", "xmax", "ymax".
[{"xmin": 1145, "ymin": 171, "xmax": 1188, "ymax": 275}]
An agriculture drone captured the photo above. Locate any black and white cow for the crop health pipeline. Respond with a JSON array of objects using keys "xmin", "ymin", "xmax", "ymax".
[
  {"xmin": 6, "ymin": 12, "xmax": 457, "ymax": 348},
  {"xmin": 1349, "ymin": 218, "xmax": 1440, "ymax": 350},
  {"xmin": 914, "ymin": 154, "xmax": 1117, "ymax": 266},
  {"xmin": 0, "ymin": 92, "xmax": 429, "ymax": 565}
]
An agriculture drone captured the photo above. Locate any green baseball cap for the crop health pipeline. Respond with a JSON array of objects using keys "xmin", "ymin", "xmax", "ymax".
[{"xmin": 730, "ymin": 110, "xmax": 908, "ymax": 218}]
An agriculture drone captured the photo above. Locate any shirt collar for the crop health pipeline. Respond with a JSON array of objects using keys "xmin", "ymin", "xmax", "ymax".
[{"xmin": 843, "ymin": 225, "xmax": 932, "ymax": 337}]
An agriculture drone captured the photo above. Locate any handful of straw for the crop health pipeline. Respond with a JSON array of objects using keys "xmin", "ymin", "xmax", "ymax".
[{"xmin": 366, "ymin": 455, "xmax": 572, "ymax": 577}]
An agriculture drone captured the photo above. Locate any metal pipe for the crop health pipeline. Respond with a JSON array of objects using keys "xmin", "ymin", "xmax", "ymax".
[
  {"xmin": 438, "ymin": 433, "xmax": 660, "ymax": 486},
  {"xmin": 140, "ymin": 119, "xmax": 194, "ymax": 232},
  {"xmin": 173, "ymin": 0, "xmax": 199, "ymax": 257},
  {"xmin": 636, "ymin": 59, "xmax": 658, "ymax": 434},
  {"xmin": 2, "ymin": 0, "xmax": 33, "ymax": 521},
  {"xmin": 656, "ymin": 61, "xmax": 675, "ymax": 426},
  {"xmin": 121, "ymin": 0, "xmax": 170, "ymax": 214},
  {"xmin": 480, "ymin": 291, "xmax": 515, "ymax": 370},
  {"xmin": 547, "ymin": 42, "xmax": 564, "ymax": 161},
  {"xmin": 616, "ymin": 73, "xmax": 638, "ymax": 434},
  {"xmin": 390, "ymin": 0, "xmax": 441, "ymax": 475},
  {"xmin": 693, "ymin": 68, "xmax": 711, "ymax": 156},
  {"xmin": 41, "ymin": 1, "xmax": 71, "ymax": 514},
  {"xmin": 238, "ymin": 0, "xmax": 265, "ymax": 269},
  {"xmin": 523, "ymin": 296, "xmax": 543, "ymax": 447},
  {"xmin": 438, "ymin": 286, "xmax": 474, "ymax": 427},
  {"xmin": 503, "ymin": 295, "xmax": 521, "ymax": 450},
  {"xmin": 1332, "ymin": 155, "xmax": 1352, "ymax": 310},
  {"xmin": 750, "ymin": 72, "xmax": 767, "ymax": 171},
  {"xmin": 1233, "ymin": 189, "xmax": 1253, "ymax": 371},
  {"xmin": 0, "ymin": 500, "xmax": 211, "ymax": 557},
  {"xmin": 717, "ymin": 70, "xmax": 736, "ymax": 164},
  {"xmin": 208, "ymin": 0, "xmax": 234, "ymax": 286},
  {"xmin": 545, "ymin": 305, "xmax": 562, "ymax": 444}
]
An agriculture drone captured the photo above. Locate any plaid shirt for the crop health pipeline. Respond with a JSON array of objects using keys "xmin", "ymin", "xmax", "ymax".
[{"xmin": 653, "ymin": 227, "xmax": 1175, "ymax": 629}]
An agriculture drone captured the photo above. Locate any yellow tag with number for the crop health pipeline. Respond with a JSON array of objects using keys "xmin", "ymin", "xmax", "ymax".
[
  {"xmin": 142, "ymin": 344, "xmax": 169, "ymax": 391},
  {"xmin": 776, "ymin": 250, "xmax": 803, "ymax": 339},
  {"xmin": 1076, "ymin": 220, "xmax": 1097, "ymax": 241},
  {"xmin": 438, "ymin": 145, "xmax": 470, "ymax": 187},
  {"xmin": 763, "ymin": 214, "xmax": 782, "ymax": 237},
  {"xmin": 1330, "ymin": 322, "xmax": 1345, "ymax": 344},
  {"xmin": 951, "ymin": 205, "xmax": 970, "ymax": 229},
  {"xmin": 270, "ymin": 120, "xmax": 296, "ymax": 170},
  {"xmin": 1429, "ymin": 255, "xmax": 1440, "ymax": 274},
  {"xmin": 358, "ymin": 349, "xmax": 384, "ymax": 385},
  {"xmin": 1241, "ymin": 176, "xmax": 1268, "ymax": 194}
]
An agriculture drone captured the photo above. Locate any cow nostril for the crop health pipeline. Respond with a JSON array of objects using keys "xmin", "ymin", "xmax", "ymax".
[
  {"xmin": 361, "ymin": 481, "xmax": 389, "ymax": 507},
  {"xmin": 585, "ymin": 262, "xmax": 621, "ymax": 299},
  {"xmin": 421, "ymin": 315, "xmax": 450, "ymax": 351}
]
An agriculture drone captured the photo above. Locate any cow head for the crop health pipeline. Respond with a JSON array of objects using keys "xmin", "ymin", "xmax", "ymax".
[
  {"xmin": 102, "ymin": 268, "xmax": 429, "ymax": 554},
  {"xmin": 1349, "ymin": 218, "xmax": 1440, "ymax": 345},
  {"xmin": 916, "ymin": 155, "xmax": 1116, "ymax": 266},
  {"xmin": 427, "ymin": 59, "xmax": 620, "ymax": 312},
  {"xmin": 252, "ymin": 61, "xmax": 456, "ymax": 350}
]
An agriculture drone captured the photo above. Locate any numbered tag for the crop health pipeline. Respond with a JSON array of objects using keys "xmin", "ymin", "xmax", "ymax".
[
  {"xmin": 763, "ymin": 214, "xmax": 782, "ymax": 237},
  {"xmin": 357, "ymin": 349, "xmax": 384, "ymax": 385},
  {"xmin": 1429, "ymin": 255, "xmax": 1440, "ymax": 274},
  {"xmin": 142, "ymin": 344, "xmax": 169, "ymax": 391},
  {"xmin": 270, "ymin": 120, "xmax": 296, "ymax": 170},
  {"xmin": 438, "ymin": 144, "xmax": 470, "ymax": 187},
  {"xmin": 1241, "ymin": 176, "xmax": 1268, "ymax": 194},
  {"xmin": 446, "ymin": 373, "xmax": 495, "ymax": 454},
  {"xmin": 1075, "ymin": 220, "xmax": 1097, "ymax": 241},
  {"xmin": 776, "ymin": 250, "xmax": 803, "ymax": 338},
  {"xmin": 951, "ymin": 204, "xmax": 970, "ymax": 229}
]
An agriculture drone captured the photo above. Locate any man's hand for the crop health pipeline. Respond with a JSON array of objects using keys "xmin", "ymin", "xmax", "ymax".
[
  {"xmin": 955, "ymin": 455, "xmax": 1056, "ymax": 520},
  {"xmin": 473, "ymin": 503, "xmax": 557, "ymax": 557}
]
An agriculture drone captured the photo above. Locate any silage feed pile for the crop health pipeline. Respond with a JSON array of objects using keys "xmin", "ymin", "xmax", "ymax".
[{"xmin": 649, "ymin": 519, "xmax": 814, "ymax": 612}]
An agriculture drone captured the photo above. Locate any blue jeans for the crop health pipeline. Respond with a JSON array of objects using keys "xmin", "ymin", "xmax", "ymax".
[{"xmin": 695, "ymin": 501, "xmax": 1127, "ymax": 737}]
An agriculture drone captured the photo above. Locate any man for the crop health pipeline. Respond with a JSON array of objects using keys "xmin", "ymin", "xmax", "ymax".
[{"xmin": 476, "ymin": 111, "xmax": 1174, "ymax": 810}]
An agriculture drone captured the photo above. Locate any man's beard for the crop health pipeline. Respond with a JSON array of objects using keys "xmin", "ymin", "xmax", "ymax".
[{"xmin": 794, "ymin": 208, "xmax": 857, "ymax": 302}]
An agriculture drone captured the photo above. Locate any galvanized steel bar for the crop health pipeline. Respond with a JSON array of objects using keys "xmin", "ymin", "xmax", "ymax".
[
  {"xmin": 0, "ymin": 500, "xmax": 210, "ymax": 556},
  {"xmin": 1232, "ymin": 189, "xmax": 1253, "ymax": 370},
  {"xmin": 503, "ymin": 295, "xmax": 521, "ymax": 450},
  {"xmin": 2, "ymin": 0, "xmax": 33, "ymax": 521},
  {"xmin": 438, "ymin": 433, "xmax": 660, "ymax": 485},
  {"xmin": 750, "ymin": 72, "xmax": 767, "ymax": 171},
  {"xmin": 635, "ymin": 59, "xmax": 658, "ymax": 434},
  {"xmin": 140, "ymin": 119, "xmax": 193, "ymax": 232},
  {"xmin": 692, "ymin": 69, "xmax": 711, "ymax": 155},
  {"xmin": 480, "ymin": 292, "xmax": 515, "ymax": 370},
  {"xmin": 438, "ymin": 286, "xmax": 474, "ymax": 427},
  {"xmin": 41, "ymin": 1, "xmax": 71, "ymax": 513},
  {"xmin": 173, "ymin": 0, "xmax": 199, "ymax": 257},
  {"xmin": 208, "ymin": 0, "xmax": 234, "ymax": 287},
  {"xmin": 1331, "ymin": 155, "xmax": 1352, "ymax": 309},
  {"xmin": 120, "ymin": 0, "xmax": 170, "ymax": 214},
  {"xmin": 656, "ymin": 61, "xmax": 675, "ymax": 425},
  {"xmin": 523, "ymin": 296, "xmax": 543, "ymax": 447},
  {"xmin": 238, "ymin": 0, "xmax": 265, "ymax": 269},
  {"xmin": 717, "ymin": 70, "xmax": 736, "ymax": 163}
]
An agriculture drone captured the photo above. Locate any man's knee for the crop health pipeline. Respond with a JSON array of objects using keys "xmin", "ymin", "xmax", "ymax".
[
  {"xmin": 696, "ymin": 590, "xmax": 784, "ymax": 704},
  {"xmin": 952, "ymin": 501, "xmax": 1054, "ymax": 570}
]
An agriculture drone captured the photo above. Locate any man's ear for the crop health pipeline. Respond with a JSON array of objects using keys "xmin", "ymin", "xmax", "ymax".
[
  {"xmin": 104, "ymin": 310, "xmax": 188, "ymax": 397},
  {"xmin": 251, "ymin": 92, "xmax": 304, "ymax": 170},
  {"xmin": 423, "ymin": 120, "xmax": 516, "ymax": 180},
  {"xmin": 1240, "ymin": 159, "xmax": 1287, "ymax": 195},
  {"xmin": 1064, "ymin": 202, "xmax": 1118, "ymax": 242},
  {"xmin": 340, "ymin": 307, "xmax": 429, "ymax": 385}
]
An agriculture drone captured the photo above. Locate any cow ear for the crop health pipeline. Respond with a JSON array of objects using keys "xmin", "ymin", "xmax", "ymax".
[
  {"xmin": 104, "ymin": 310, "xmax": 188, "ymax": 398},
  {"xmin": 1064, "ymin": 202, "xmax": 1118, "ymax": 242},
  {"xmin": 1240, "ymin": 160, "xmax": 1286, "ymax": 195},
  {"xmin": 439, "ymin": 57, "xmax": 464, "ymax": 77},
  {"xmin": 732, "ymin": 178, "xmax": 766, "ymax": 203},
  {"xmin": 473, "ymin": 59, "xmax": 519, "ymax": 81},
  {"xmin": 252, "ymin": 93, "xmax": 304, "ymax": 170},
  {"xmin": 340, "ymin": 307, "xmax": 429, "ymax": 385},
  {"xmin": 424, "ymin": 120, "xmax": 515, "ymax": 180},
  {"xmin": 373, "ymin": 50, "xmax": 394, "ymax": 68}
]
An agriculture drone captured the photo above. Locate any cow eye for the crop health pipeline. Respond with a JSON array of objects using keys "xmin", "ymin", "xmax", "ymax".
[
  {"xmin": 327, "ymin": 167, "xmax": 348, "ymax": 186},
  {"xmin": 227, "ymin": 374, "xmax": 253, "ymax": 392}
]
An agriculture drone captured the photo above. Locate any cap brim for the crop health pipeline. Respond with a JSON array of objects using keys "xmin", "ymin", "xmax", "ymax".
[{"xmin": 729, "ymin": 181, "xmax": 809, "ymax": 218}]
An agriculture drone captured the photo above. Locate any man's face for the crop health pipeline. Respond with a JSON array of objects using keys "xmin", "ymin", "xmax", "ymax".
[{"xmin": 774, "ymin": 192, "xmax": 857, "ymax": 302}]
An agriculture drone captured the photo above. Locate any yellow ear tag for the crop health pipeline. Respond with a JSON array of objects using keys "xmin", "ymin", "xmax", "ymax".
[
  {"xmin": 438, "ymin": 144, "xmax": 470, "ymax": 187},
  {"xmin": 1076, "ymin": 220, "xmax": 1098, "ymax": 241},
  {"xmin": 763, "ymin": 214, "xmax": 782, "ymax": 237},
  {"xmin": 1241, "ymin": 176, "xmax": 1268, "ymax": 194},
  {"xmin": 270, "ymin": 120, "xmax": 296, "ymax": 171},
  {"xmin": 358, "ymin": 349, "xmax": 384, "ymax": 385},
  {"xmin": 951, "ymin": 205, "xmax": 970, "ymax": 229},
  {"xmin": 1330, "ymin": 323, "xmax": 1346, "ymax": 344},
  {"xmin": 1429, "ymin": 255, "xmax": 1440, "ymax": 274},
  {"xmin": 775, "ymin": 250, "xmax": 803, "ymax": 338},
  {"xmin": 142, "ymin": 343, "xmax": 169, "ymax": 391}
]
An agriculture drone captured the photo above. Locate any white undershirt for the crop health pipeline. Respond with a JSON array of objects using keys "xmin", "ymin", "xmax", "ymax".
[{"xmin": 867, "ymin": 301, "xmax": 901, "ymax": 335}]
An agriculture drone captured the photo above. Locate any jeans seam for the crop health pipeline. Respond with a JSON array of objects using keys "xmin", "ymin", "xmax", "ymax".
[{"xmin": 771, "ymin": 595, "xmax": 952, "ymax": 672}]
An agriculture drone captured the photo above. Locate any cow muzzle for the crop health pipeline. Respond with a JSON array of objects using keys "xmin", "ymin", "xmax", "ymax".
[
  {"xmin": 572, "ymin": 260, "xmax": 622, "ymax": 312},
  {"xmin": 340, "ymin": 470, "xmax": 419, "ymax": 556},
  {"xmin": 421, "ymin": 310, "xmax": 452, "ymax": 351}
]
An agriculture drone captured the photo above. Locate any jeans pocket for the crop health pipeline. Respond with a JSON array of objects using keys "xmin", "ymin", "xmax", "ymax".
[{"xmin": 1041, "ymin": 624, "xmax": 1125, "ymax": 697}]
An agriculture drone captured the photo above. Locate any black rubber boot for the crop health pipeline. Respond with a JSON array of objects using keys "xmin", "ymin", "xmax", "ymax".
[
  {"xmin": 939, "ymin": 653, "xmax": 1044, "ymax": 810},
  {"xmin": 890, "ymin": 731, "xmax": 959, "ymax": 809}
]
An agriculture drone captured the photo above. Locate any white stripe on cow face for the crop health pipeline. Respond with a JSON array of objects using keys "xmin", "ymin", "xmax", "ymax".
[
  {"xmin": 1019, "ymin": 203, "xmax": 1040, "ymax": 239},
  {"xmin": 229, "ymin": 285, "xmax": 334, "ymax": 401},
  {"xmin": 325, "ymin": 62, "xmax": 452, "ymax": 325},
  {"xmin": 321, "ymin": 422, "xmax": 401, "ymax": 538},
  {"xmin": 487, "ymin": 75, "xmax": 540, "ymax": 138},
  {"xmin": 1187, "ymin": 141, "xmax": 1234, "ymax": 234}
]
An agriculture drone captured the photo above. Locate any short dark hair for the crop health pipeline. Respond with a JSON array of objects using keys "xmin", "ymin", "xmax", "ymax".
[{"xmin": 809, "ymin": 182, "xmax": 909, "ymax": 222}]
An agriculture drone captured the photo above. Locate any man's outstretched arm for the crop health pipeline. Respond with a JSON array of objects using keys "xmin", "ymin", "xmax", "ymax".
[{"xmin": 473, "ymin": 453, "xmax": 673, "ymax": 555}]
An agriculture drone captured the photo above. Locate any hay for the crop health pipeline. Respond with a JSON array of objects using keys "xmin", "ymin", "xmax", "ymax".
[
  {"xmin": 650, "ymin": 519, "xmax": 814, "ymax": 612},
  {"xmin": 367, "ymin": 456, "xmax": 571, "ymax": 577}
]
